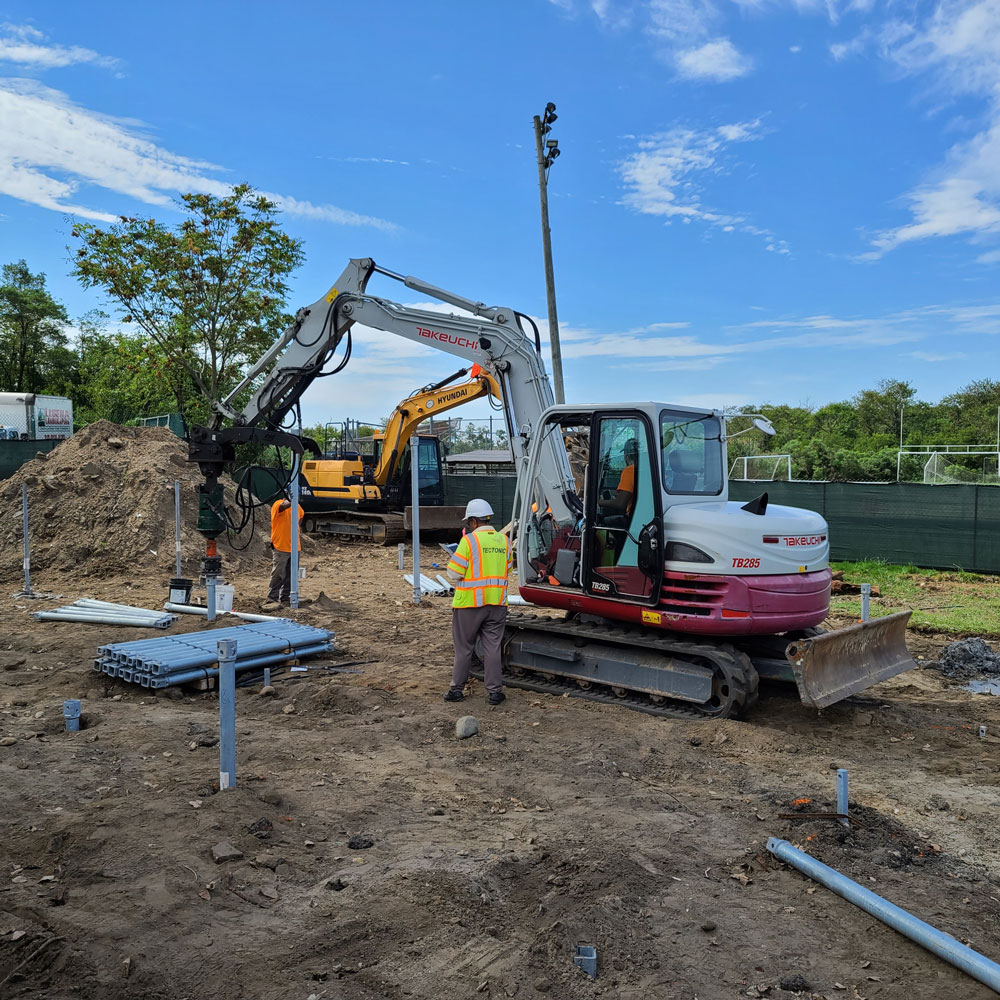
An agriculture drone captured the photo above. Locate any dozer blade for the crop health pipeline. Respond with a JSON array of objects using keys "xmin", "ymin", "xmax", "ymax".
[{"xmin": 784, "ymin": 610, "xmax": 916, "ymax": 710}]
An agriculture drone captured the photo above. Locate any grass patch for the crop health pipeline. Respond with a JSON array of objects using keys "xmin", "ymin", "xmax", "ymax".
[{"xmin": 830, "ymin": 560, "xmax": 1000, "ymax": 637}]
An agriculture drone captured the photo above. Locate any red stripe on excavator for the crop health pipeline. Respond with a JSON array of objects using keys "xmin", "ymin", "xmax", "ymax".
[{"xmin": 519, "ymin": 568, "xmax": 831, "ymax": 637}]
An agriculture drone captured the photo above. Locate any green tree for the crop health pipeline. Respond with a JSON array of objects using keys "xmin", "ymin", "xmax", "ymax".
[
  {"xmin": 853, "ymin": 378, "xmax": 915, "ymax": 443},
  {"xmin": 71, "ymin": 184, "xmax": 304, "ymax": 422},
  {"xmin": 0, "ymin": 260, "xmax": 70, "ymax": 392},
  {"xmin": 71, "ymin": 311, "xmax": 183, "ymax": 425},
  {"xmin": 940, "ymin": 379, "xmax": 1000, "ymax": 445}
]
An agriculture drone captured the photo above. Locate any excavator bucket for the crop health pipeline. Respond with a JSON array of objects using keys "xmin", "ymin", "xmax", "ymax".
[{"xmin": 784, "ymin": 610, "xmax": 916, "ymax": 710}]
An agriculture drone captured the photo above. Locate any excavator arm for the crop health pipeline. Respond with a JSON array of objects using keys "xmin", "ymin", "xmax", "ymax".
[
  {"xmin": 189, "ymin": 258, "xmax": 578, "ymax": 540},
  {"xmin": 373, "ymin": 365, "xmax": 501, "ymax": 489}
]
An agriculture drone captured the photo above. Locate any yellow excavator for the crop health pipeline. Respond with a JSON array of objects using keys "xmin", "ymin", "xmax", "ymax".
[{"xmin": 298, "ymin": 365, "xmax": 501, "ymax": 543}]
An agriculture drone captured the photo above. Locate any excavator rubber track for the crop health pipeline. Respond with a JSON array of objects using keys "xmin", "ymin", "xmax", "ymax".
[
  {"xmin": 492, "ymin": 613, "xmax": 760, "ymax": 720},
  {"xmin": 306, "ymin": 512, "xmax": 406, "ymax": 546}
]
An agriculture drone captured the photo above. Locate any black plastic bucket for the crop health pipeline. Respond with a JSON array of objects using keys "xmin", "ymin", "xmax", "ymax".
[{"xmin": 168, "ymin": 577, "xmax": 193, "ymax": 604}]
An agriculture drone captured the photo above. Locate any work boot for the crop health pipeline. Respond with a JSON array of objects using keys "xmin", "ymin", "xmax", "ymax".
[
  {"xmin": 487, "ymin": 691, "xmax": 506, "ymax": 706},
  {"xmin": 443, "ymin": 687, "xmax": 465, "ymax": 702}
]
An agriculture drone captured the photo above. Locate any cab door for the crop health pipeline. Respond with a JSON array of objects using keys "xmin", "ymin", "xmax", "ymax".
[{"xmin": 585, "ymin": 413, "xmax": 663, "ymax": 602}]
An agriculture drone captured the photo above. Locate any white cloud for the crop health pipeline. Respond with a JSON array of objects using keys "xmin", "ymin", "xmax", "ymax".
[
  {"xmin": 910, "ymin": 350, "xmax": 968, "ymax": 361},
  {"xmin": 0, "ymin": 23, "xmax": 117, "ymax": 70},
  {"xmin": 0, "ymin": 78, "xmax": 396, "ymax": 229},
  {"xmin": 858, "ymin": 0, "xmax": 1000, "ymax": 256},
  {"xmin": 618, "ymin": 119, "xmax": 789, "ymax": 249},
  {"xmin": 646, "ymin": 0, "xmax": 719, "ymax": 43},
  {"xmin": 978, "ymin": 249, "xmax": 1000, "ymax": 263},
  {"xmin": 675, "ymin": 38, "xmax": 753, "ymax": 80}
]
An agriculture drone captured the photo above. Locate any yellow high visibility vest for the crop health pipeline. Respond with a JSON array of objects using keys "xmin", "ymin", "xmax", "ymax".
[{"xmin": 447, "ymin": 527, "xmax": 512, "ymax": 609}]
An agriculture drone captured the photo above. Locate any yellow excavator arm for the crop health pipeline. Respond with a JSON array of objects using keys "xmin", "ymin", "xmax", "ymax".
[{"xmin": 373, "ymin": 365, "xmax": 501, "ymax": 487}]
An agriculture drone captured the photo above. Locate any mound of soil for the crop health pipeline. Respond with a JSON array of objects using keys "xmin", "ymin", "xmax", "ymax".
[
  {"xmin": 935, "ymin": 637, "xmax": 1000, "ymax": 679},
  {"xmin": 0, "ymin": 421, "xmax": 272, "ymax": 582}
]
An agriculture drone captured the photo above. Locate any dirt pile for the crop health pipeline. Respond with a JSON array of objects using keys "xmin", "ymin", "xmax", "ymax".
[
  {"xmin": 0, "ymin": 421, "xmax": 272, "ymax": 582},
  {"xmin": 935, "ymin": 637, "xmax": 1000, "ymax": 679}
]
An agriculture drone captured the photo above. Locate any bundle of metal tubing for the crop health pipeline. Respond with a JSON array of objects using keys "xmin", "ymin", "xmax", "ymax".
[
  {"xmin": 93, "ymin": 621, "xmax": 334, "ymax": 689},
  {"xmin": 35, "ymin": 599, "xmax": 178, "ymax": 628}
]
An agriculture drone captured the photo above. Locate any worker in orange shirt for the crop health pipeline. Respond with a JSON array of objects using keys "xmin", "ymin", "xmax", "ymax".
[
  {"xmin": 267, "ymin": 492, "xmax": 304, "ymax": 605},
  {"xmin": 598, "ymin": 436, "xmax": 638, "ymax": 518}
]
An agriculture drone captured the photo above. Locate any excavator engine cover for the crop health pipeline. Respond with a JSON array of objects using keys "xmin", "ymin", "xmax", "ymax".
[{"xmin": 784, "ymin": 610, "xmax": 916, "ymax": 709}]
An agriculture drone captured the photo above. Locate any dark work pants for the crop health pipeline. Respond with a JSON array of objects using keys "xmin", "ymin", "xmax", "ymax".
[
  {"xmin": 452, "ymin": 604, "xmax": 507, "ymax": 694},
  {"xmin": 268, "ymin": 549, "xmax": 292, "ymax": 602}
]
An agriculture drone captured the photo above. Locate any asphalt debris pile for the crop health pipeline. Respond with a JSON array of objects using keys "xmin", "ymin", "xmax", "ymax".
[
  {"xmin": 934, "ymin": 637, "xmax": 1000, "ymax": 680},
  {"xmin": 0, "ymin": 420, "xmax": 272, "ymax": 581}
]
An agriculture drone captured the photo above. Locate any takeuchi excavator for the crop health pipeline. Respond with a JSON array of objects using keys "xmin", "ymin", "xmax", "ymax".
[
  {"xmin": 189, "ymin": 258, "xmax": 916, "ymax": 719},
  {"xmin": 297, "ymin": 365, "xmax": 501, "ymax": 544}
]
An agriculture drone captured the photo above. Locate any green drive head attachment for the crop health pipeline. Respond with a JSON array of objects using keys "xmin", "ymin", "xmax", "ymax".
[{"xmin": 197, "ymin": 482, "xmax": 226, "ymax": 539}]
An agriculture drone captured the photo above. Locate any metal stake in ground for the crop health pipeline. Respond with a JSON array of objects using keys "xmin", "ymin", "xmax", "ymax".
[
  {"xmin": 410, "ymin": 431, "xmax": 421, "ymax": 604},
  {"xmin": 837, "ymin": 768, "xmax": 849, "ymax": 827},
  {"xmin": 21, "ymin": 484, "xmax": 33, "ymax": 597},
  {"xmin": 174, "ymin": 480, "xmax": 182, "ymax": 578},
  {"xmin": 218, "ymin": 639, "xmax": 237, "ymax": 790},
  {"xmin": 861, "ymin": 583, "xmax": 871, "ymax": 622},
  {"xmin": 290, "ymin": 440, "xmax": 301, "ymax": 611}
]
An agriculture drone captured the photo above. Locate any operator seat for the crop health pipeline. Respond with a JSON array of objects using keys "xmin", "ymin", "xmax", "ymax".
[{"xmin": 668, "ymin": 450, "xmax": 697, "ymax": 491}]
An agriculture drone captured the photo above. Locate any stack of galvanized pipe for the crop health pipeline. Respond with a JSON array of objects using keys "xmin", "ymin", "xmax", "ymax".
[
  {"xmin": 93, "ymin": 620, "xmax": 334, "ymax": 689},
  {"xmin": 35, "ymin": 599, "xmax": 177, "ymax": 628}
]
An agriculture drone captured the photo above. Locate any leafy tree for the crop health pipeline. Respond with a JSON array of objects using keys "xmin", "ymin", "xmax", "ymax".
[
  {"xmin": 940, "ymin": 379, "xmax": 1000, "ymax": 445},
  {"xmin": 811, "ymin": 401, "xmax": 860, "ymax": 448},
  {"xmin": 71, "ymin": 311, "xmax": 182, "ymax": 425},
  {"xmin": 853, "ymin": 378, "xmax": 915, "ymax": 442},
  {"xmin": 0, "ymin": 260, "xmax": 70, "ymax": 392},
  {"xmin": 71, "ymin": 184, "xmax": 304, "ymax": 422}
]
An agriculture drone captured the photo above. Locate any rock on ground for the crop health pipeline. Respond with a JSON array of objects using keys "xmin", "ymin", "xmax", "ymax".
[{"xmin": 455, "ymin": 715, "xmax": 479, "ymax": 739}]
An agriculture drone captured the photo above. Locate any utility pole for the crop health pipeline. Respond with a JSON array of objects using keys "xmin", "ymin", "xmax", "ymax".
[{"xmin": 533, "ymin": 102, "xmax": 565, "ymax": 404}]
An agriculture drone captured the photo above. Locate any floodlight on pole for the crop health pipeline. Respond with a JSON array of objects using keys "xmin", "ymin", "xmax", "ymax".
[{"xmin": 532, "ymin": 102, "xmax": 565, "ymax": 404}]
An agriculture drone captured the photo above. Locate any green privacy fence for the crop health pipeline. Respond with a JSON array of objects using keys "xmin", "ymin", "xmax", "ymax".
[
  {"xmin": 441, "ymin": 476, "xmax": 1000, "ymax": 574},
  {"xmin": 442, "ymin": 475, "xmax": 519, "ymax": 526},
  {"xmin": 727, "ymin": 481, "xmax": 1000, "ymax": 573},
  {"xmin": 0, "ymin": 440, "xmax": 60, "ymax": 480}
]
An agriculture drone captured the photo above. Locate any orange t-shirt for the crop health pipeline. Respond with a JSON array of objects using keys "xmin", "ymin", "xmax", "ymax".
[
  {"xmin": 270, "ymin": 500, "xmax": 304, "ymax": 552},
  {"xmin": 616, "ymin": 463, "xmax": 635, "ymax": 516}
]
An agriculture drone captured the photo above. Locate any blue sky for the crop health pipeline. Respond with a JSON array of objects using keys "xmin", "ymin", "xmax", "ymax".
[{"xmin": 1, "ymin": 1, "xmax": 998, "ymax": 428}]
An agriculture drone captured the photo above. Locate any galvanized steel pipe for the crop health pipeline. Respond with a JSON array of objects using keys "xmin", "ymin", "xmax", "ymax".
[
  {"xmin": 34, "ymin": 611, "xmax": 170, "ymax": 628},
  {"xmin": 767, "ymin": 837, "xmax": 1000, "ymax": 992}
]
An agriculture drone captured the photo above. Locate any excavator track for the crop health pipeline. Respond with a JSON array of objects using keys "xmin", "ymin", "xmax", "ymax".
[
  {"xmin": 480, "ymin": 613, "xmax": 760, "ymax": 720},
  {"xmin": 306, "ymin": 512, "xmax": 406, "ymax": 546}
]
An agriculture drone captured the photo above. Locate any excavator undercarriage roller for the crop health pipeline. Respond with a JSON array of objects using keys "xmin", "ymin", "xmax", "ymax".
[
  {"xmin": 304, "ymin": 512, "xmax": 406, "ymax": 546},
  {"xmin": 493, "ymin": 614, "xmax": 759, "ymax": 720}
]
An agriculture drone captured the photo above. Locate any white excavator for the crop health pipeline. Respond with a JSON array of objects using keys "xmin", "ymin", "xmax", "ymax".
[{"xmin": 188, "ymin": 258, "xmax": 915, "ymax": 719}]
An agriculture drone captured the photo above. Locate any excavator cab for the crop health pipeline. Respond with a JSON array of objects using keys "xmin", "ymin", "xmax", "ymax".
[{"xmin": 512, "ymin": 402, "xmax": 917, "ymax": 717}]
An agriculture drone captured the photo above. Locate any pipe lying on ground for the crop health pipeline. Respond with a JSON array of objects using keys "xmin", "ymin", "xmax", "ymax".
[
  {"xmin": 164, "ymin": 604, "xmax": 290, "ymax": 623},
  {"xmin": 34, "ymin": 611, "xmax": 172, "ymax": 628},
  {"xmin": 164, "ymin": 602, "xmax": 212, "ymax": 616},
  {"xmin": 94, "ymin": 621, "xmax": 335, "ymax": 689},
  {"xmin": 767, "ymin": 837, "xmax": 1000, "ymax": 993},
  {"xmin": 76, "ymin": 599, "xmax": 173, "ymax": 617}
]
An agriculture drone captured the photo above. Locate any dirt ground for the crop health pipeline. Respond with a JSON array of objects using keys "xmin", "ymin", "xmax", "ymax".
[{"xmin": 2, "ymin": 541, "xmax": 1000, "ymax": 1000}]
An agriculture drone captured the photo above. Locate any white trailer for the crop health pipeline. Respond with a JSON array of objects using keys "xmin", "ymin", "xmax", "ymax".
[{"xmin": 0, "ymin": 393, "xmax": 73, "ymax": 440}]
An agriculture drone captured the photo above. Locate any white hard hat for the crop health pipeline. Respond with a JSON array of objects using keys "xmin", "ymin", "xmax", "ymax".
[{"xmin": 463, "ymin": 498, "xmax": 494, "ymax": 520}]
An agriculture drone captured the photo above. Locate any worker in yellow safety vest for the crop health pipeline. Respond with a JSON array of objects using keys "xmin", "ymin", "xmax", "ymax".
[{"xmin": 443, "ymin": 498, "xmax": 512, "ymax": 706}]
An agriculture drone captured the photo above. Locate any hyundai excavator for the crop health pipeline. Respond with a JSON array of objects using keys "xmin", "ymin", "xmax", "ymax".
[
  {"xmin": 297, "ymin": 365, "xmax": 501, "ymax": 544},
  {"xmin": 189, "ymin": 258, "xmax": 916, "ymax": 719}
]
